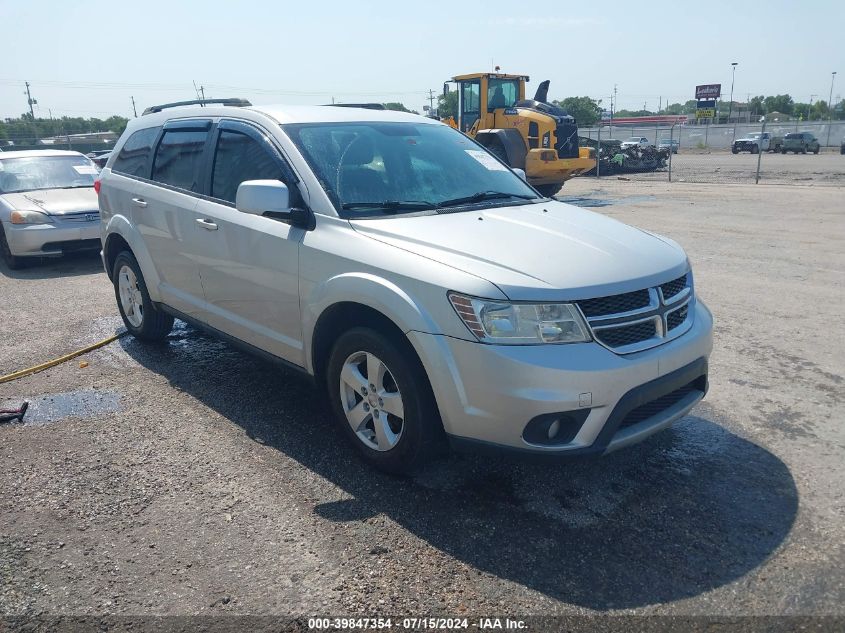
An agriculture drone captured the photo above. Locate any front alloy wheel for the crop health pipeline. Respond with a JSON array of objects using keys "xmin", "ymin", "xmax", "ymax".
[
  {"xmin": 339, "ymin": 351, "xmax": 405, "ymax": 451},
  {"xmin": 326, "ymin": 327, "xmax": 444, "ymax": 473}
]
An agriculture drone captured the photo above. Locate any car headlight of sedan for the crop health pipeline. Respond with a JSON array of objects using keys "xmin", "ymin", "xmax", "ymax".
[
  {"xmin": 10, "ymin": 209, "xmax": 52, "ymax": 225},
  {"xmin": 449, "ymin": 292, "xmax": 591, "ymax": 345}
]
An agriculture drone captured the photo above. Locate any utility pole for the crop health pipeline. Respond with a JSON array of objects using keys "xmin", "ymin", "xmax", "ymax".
[
  {"xmin": 131, "ymin": 96, "xmax": 138, "ymax": 118},
  {"xmin": 200, "ymin": 85, "xmax": 206, "ymax": 100},
  {"xmin": 427, "ymin": 89, "xmax": 436, "ymax": 112},
  {"xmin": 807, "ymin": 95, "xmax": 816, "ymax": 121},
  {"xmin": 25, "ymin": 81, "xmax": 36, "ymax": 118}
]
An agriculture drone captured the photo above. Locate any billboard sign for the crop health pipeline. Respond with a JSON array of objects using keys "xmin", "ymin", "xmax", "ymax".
[
  {"xmin": 695, "ymin": 84, "xmax": 721, "ymax": 100},
  {"xmin": 696, "ymin": 99, "xmax": 717, "ymax": 119}
]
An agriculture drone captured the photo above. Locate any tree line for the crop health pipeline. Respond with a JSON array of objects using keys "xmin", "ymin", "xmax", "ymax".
[
  {"xmin": 0, "ymin": 113, "xmax": 130, "ymax": 145},
  {"xmin": 436, "ymin": 92, "xmax": 845, "ymax": 127}
]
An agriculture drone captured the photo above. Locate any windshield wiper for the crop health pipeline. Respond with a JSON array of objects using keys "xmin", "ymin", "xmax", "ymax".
[
  {"xmin": 437, "ymin": 190, "xmax": 536, "ymax": 208},
  {"xmin": 342, "ymin": 200, "xmax": 436, "ymax": 213}
]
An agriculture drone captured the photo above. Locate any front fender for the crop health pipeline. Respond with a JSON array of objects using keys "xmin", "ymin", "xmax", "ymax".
[
  {"xmin": 103, "ymin": 214, "xmax": 163, "ymax": 303},
  {"xmin": 302, "ymin": 272, "xmax": 444, "ymax": 374}
]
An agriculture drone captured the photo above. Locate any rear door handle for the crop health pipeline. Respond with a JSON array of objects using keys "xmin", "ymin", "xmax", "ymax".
[
  {"xmin": 196, "ymin": 218, "xmax": 218, "ymax": 231},
  {"xmin": 131, "ymin": 197, "xmax": 147, "ymax": 208}
]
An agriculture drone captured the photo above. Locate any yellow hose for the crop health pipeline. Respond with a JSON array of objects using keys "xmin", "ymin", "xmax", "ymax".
[{"xmin": 0, "ymin": 332, "xmax": 125, "ymax": 385}]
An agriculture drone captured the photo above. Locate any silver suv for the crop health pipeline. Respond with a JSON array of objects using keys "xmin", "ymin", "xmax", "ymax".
[{"xmin": 98, "ymin": 98, "xmax": 713, "ymax": 473}]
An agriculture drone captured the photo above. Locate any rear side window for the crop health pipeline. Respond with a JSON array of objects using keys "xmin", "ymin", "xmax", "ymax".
[
  {"xmin": 210, "ymin": 130, "xmax": 285, "ymax": 204},
  {"xmin": 151, "ymin": 129, "xmax": 209, "ymax": 192},
  {"xmin": 112, "ymin": 127, "xmax": 160, "ymax": 177}
]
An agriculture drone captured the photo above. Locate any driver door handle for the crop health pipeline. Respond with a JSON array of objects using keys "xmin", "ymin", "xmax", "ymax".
[
  {"xmin": 131, "ymin": 197, "xmax": 147, "ymax": 208},
  {"xmin": 196, "ymin": 218, "xmax": 218, "ymax": 231}
]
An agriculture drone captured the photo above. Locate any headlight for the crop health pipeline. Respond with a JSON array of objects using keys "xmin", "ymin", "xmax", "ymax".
[
  {"xmin": 10, "ymin": 209, "xmax": 52, "ymax": 225},
  {"xmin": 449, "ymin": 293, "xmax": 591, "ymax": 345}
]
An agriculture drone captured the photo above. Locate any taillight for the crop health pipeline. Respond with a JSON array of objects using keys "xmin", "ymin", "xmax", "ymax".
[{"xmin": 94, "ymin": 179, "xmax": 101, "ymax": 194}]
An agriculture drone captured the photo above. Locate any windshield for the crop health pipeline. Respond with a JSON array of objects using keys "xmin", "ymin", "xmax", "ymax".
[
  {"xmin": 0, "ymin": 155, "xmax": 97, "ymax": 194},
  {"xmin": 284, "ymin": 121, "xmax": 539, "ymax": 216}
]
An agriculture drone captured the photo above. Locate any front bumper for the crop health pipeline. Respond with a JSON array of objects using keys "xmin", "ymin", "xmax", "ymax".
[
  {"xmin": 409, "ymin": 300, "xmax": 713, "ymax": 456},
  {"xmin": 525, "ymin": 149, "xmax": 596, "ymax": 185},
  {"xmin": 2, "ymin": 219, "xmax": 101, "ymax": 257}
]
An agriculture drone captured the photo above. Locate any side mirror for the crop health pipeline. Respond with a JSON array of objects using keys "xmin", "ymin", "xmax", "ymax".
[
  {"xmin": 235, "ymin": 179, "xmax": 314, "ymax": 229},
  {"xmin": 512, "ymin": 168, "xmax": 527, "ymax": 181},
  {"xmin": 236, "ymin": 179, "xmax": 290, "ymax": 216}
]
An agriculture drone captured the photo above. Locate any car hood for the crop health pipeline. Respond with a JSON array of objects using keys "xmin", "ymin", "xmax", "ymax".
[
  {"xmin": 0, "ymin": 188, "xmax": 98, "ymax": 216},
  {"xmin": 350, "ymin": 201, "xmax": 689, "ymax": 301}
]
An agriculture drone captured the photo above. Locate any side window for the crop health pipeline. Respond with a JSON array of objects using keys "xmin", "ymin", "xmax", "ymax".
[
  {"xmin": 112, "ymin": 127, "xmax": 160, "ymax": 177},
  {"xmin": 151, "ymin": 129, "xmax": 209, "ymax": 192},
  {"xmin": 210, "ymin": 129, "xmax": 285, "ymax": 204}
]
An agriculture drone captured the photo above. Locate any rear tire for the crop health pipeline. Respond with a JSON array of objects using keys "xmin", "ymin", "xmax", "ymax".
[
  {"xmin": 0, "ymin": 224, "xmax": 25, "ymax": 270},
  {"xmin": 751, "ymin": 144, "xmax": 759, "ymax": 154},
  {"xmin": 326, "ymin": 327, "xmax": 444, "ymax": 475},
  {"xmin": 112, "ymin": 251, "xmax": 174, "ymax": 341},
  {"xmin": 781, "ymin": 149, "xmax": 787, "ymax": 154},
  {"xmin": 813, "ymin": 147, "xmax": 819, "ymax": 155}
]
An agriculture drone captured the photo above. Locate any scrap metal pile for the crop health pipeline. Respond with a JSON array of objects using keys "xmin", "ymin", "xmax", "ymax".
[{"xmin": 580, "ymin": 138, "xmax": 670, "ymax": 175}]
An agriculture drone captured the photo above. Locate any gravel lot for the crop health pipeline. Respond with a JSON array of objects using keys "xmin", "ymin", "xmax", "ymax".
[
  {"xmin": 615, "ymin": 150, "xmax": 845, "ymax": 185},
  {"xmin": 1, "ymin": 180, "xmax": 843, "ymax": 626}
]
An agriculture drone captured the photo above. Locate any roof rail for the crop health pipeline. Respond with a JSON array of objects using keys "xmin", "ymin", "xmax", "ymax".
[
  {"xmin": 142, "ymin": 98, "xmax": 252, "ymax": 115},
  {"xmin": 325, "ymin": 103, "xmax": 387, "ymax": 110}
]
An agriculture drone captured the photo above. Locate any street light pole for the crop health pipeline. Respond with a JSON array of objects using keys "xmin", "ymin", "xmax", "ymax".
[
  {"xmin": 729, "ymin": 62, "xmax": 738, "ymax": 140},
  {"xmin": 826, "ymin": 71, "xmax": 837, "ymax": 147},
  {"xmin": 728, "ymin": 63, "xmax": 738, "ymax": 120}
]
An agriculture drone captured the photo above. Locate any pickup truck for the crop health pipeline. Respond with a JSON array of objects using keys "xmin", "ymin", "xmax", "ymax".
[{"xmin": 731, "ymin": 132, "xmax": 782, "ymax": 154}]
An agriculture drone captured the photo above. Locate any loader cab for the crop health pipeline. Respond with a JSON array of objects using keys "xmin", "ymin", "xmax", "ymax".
[{"xmin": 450, "ymin": 73, "xmax": 527, "ymax": 135}]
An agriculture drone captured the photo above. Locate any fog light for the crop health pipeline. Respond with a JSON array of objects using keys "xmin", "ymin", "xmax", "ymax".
[{"xmin": 523, "ymin": 410, "xmax": 590, "ymax": 446}]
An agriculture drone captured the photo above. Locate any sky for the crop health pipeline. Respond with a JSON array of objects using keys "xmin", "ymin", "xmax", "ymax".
[{"xmin": 1, "ymin": 0, "xmax": 843, "ymax": 120}]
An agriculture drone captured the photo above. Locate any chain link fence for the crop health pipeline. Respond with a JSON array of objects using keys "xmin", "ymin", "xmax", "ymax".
[{"xmin": 580, "ymin": 121, "xmax": 845, "ymax": 185}]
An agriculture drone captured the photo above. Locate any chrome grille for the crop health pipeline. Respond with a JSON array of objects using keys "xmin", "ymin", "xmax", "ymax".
[
  {"xmin": 667, "ymin": 304, "xmax": 689, "ymax": 331},
  {"xmin": 576, "ymin": 272, "xmax": 693, "ymax": 354},
  {"xmin": 61, "ymin": 212, "xmax": 100, "ymax": 223},
  {"xmin": 595, "ymin": 320, "xmax": 656, "ymax": 348},
  {"xmin": 577, "ymin": 289, "xmax": 650, "ymax": 318},
  {"xmin": 660, "ymin": 274, "xmax": 687, "ymax": 301}
]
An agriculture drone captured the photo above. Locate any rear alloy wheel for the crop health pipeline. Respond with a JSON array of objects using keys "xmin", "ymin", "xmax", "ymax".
[
  {"xmin": 112, "ymin": 251, "xmax": 174, "ymax": 341},
  {"xmin": 327, "ymin": 327, "xmax": 443, "ymax": 474},
  {"xmin": 0, "ymin": 224, "xmax": 25, "ymax": 270}
]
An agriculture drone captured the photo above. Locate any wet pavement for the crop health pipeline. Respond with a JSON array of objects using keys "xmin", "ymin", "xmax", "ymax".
[{"xmin": 0, "ymin": 181, "xmax": 843, "ymax": 620}]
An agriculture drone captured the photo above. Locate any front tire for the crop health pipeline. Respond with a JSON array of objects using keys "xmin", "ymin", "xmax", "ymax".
[
  {"xmin": 535, "ymin": 183, "xmax": 561, "ymax": 197},
  {"xmin": 731, "ymin": 147, "xmax": 739, "ymax": 154},
  {"xmin": 326, "ymin": 327, "xmax": 443, "ymax": 474},
  {"xmin": 0, "ymin": 224, "xmax": 25, "ymax": 270},
  {"xmin": 751, "ymin": 144, "xmax": 759, "ymax": 154},
  {"xmin": 112, "ymin": 251, "xmax": 174, "ymax": 341}
]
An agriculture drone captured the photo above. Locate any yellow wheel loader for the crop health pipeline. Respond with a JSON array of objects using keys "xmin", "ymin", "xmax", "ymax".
[{"xmin": 444, "ymin": 73, "xmax": 595, "ymax": 196}]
